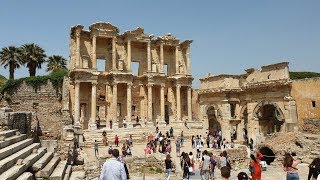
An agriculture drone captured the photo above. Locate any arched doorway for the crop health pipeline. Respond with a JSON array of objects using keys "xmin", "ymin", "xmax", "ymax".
[
  {"xmin": 254, "ymin": 102, "xmax": 285, "ymax": 136},
  {"xmin": 207, "ymin": 106, "xmax": 221, "ymax": 132}
]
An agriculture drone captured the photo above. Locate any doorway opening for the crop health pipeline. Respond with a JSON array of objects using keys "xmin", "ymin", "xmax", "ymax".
[
  {"xmin": 165, "ymin": 105, "xmax": 169, "ymax": 125},
  {"xmin": 207, "ymin": 106, "xmax": 221, "ymax": 132}
]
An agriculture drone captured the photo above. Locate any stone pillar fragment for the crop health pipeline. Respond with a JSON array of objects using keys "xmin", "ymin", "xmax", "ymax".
[
  {"xmin": 75, "ymin": 31, "xmax": 81, "ymax": 68},
  {"xmin": 112, "ymin": 83, "xmax": 118, "ymax": 121},
  {"xmin": 160, "ymin": 42, "xmax": 164, "ymax": 73},
  {"xmin": 147, "ymin": 41, "xmax": 151, "ymax": 72},
  {"xmin": 160, "ymin": 84, "xmax": 165, "ymax": 122},
  {"xmin": 175, "ymin": 46, "xmax": 179, "ymax": 74},
  {"xmin": 112, "ymin": 37, "xmax": 117, "ymax": 70},
  {"xmin": 127, "ymin": 40, "xmax": 131, "ymax": 72},
  {"xmin": 74, "ymin": 81, "xmax": 80, "ymax": 125},
  {"xmin": 92, "ymin": 35, "xmax": 97, "ymax": 69},
  {"xmin": 187, "ymin": 86, "xmax": 192, "ymax": 121},
  {"xmin": 127, "ymin": 83, "xmax": 132, "ymax": 121},
  {"xmin": 186, "ymin": 45, "xmax": 191, "ymax": 74},
  {"xmin": 147, "ymin": 84, "xmax": 153, "ymax": 121},
  {"xmin": 176, "ymin": 85, "xmax": 181, "ymax": 121},
  {"xmin": 89, "ymin": 82, "xmax": 97, "ymax": 130}
]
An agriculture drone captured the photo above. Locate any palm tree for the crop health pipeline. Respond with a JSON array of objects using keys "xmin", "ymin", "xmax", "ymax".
[
  {"xmin": 0, "ymin": 46, "xmax": 23, "ymax": 79},
  {"xmin": 20, "ymin": 43, "xmax": 46, "ymax": 76},
  {"xmin": 46, "ymin": 55, "xmax": 67, "ymax": 72}
]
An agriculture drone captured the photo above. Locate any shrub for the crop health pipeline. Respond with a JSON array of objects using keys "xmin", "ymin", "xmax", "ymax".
[{"xmin": 290, "ymin": 71, "xmax": 320, "ymax": 80}]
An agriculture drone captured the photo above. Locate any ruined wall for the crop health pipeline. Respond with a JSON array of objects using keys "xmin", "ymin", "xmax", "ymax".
[
  {"xmin": 291, "ymin": 78, "xmax": 320, "ymax": 130},
  {"xmin": 0, "ymin": 108, "xmax": 32, "ymax": 134},
  {"xmin": 0, "ymin": 79, "xmax": 72, "ymax": 138}
]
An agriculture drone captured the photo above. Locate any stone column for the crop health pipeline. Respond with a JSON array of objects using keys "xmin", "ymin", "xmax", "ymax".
[
  {"xmin": 160, "ymin": 42, "xmax": 164, "ymax": 73},
  {"xmin": 112, "ymin": 83, "xmax": 118, "ymax": 120},
  {"xmin": 176, "ymin": 85, "xmax": 181, "ymax": 121},
  {"xmin": 147, "ymin": 84, "xmax": 153, "ymax": 121},
  {"xmin": 75, "ymin": 31, "xmax": 81, "ymax": 68},
  {"xmin": 147, "ymin": 41, "xmax": 151, "ymax": 72},
  {"xmin": 175, "ymin": 46, "xmax": 179, "ymax": 74},
  {"xmin": 89, "ymin": 82, "xmax": 97, "ymax": 130},
  {"xmin": 127, "ymin": 83, "xmax": 132, "ymax": 121},
  {"xmin": 186, "ymin": 45, "xmax": 191, "ymax": 74},
  {"xmin": 127, "ymin": 40, "xmax": 132, "ymax": 72},
  {"xmin": 92, "ymin": 34, "xmax": 97, "ymax": 69},
  {"xmin": 74, "ymin": 81, "xmax": 80, "ymax": 125},
  {"xmin": 112, "ymin": 37, "xmax": 117, "ymax": 70},
  {"xmin": 187, "ymin": 86, "xmax": 192, "ymax": 121},
  {"xmin": 160, "ymin": 84, "xmax": 165, "ymax": 122}
]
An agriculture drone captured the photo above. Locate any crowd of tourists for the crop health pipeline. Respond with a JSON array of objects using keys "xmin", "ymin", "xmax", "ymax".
[{"xmin": 95, "ymin": 127, "xmax": 320, "ymax": 180}]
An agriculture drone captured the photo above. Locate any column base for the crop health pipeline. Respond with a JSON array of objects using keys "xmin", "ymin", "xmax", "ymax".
[{"xmin": 89, "ymin": 123, "xmax": 97, "ymax": 130}]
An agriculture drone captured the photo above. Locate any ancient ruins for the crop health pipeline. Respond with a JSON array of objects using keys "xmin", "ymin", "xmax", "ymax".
[
  {"xmin": 0, "ymin": 21, "xmax": 319, "ymax": 179},
  {"xmin": 69, "ymin": 22, "xmax": 193, "ymax": 130},
  {"xmin": 194, "ymin": 62, "xmax": 298, "ymax": 144}
]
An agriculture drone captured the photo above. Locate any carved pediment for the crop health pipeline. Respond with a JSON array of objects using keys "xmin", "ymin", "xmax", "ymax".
[
  {"xmin": 89, "ymin": 22, "xmax": 120, "ymax": 33},
  {"xmin": 123, "ymin": 27, "xmax": 150, "ymax": 41},
  {"xmin": 157, "ymin": 33, "xmax": 180, "ymax": 46}
]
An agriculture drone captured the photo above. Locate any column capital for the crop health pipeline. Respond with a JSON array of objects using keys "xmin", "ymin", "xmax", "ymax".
[
  {"xmin": 176, "ymin": 84, "xmax": 181, "ymax": 88},
  {"xmin": 161, "ymin": 84, "xmax": 165, "ymax": 88},
  {"xmin": 127, "ymin": 40, "xmax": 131, "ymax": 44},
  {"xmin": 112, "ymin": 82, "xmax": 118, "ymax": 86},
  {"xmin": 127, "ymin": 83, "xmax": 133, "ymax": 88},
  {"xmin": 75, "ymin": 81, "xmax": 81, "ymax": 85},
  {"xmin": 147, "ymin": 41, "xmax": 151, "ymax": 46},
  {"xmin": 147, "ymin": 84, "xmax": 153, "ymax": 87},
  {"xmin": 91, "ymin": 81, "xmax": 98, "ymax": 86}
]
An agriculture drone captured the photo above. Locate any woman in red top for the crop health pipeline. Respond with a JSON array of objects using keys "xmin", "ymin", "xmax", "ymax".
[
  {"xmin": 115, "ymin": 135, "xmax": 119, "ymax": 147},
  {"xmin": 250, "ymin": 154, "xmax": 262, "ymax": 180}
]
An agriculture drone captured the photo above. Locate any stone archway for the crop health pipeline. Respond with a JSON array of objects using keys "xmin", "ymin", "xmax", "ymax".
[
  {"xmin": 253, "ymin": 101, "xmax": 285, "ymax": 136},
  {"xmin": 206, "ymin": 106, "xmax": 221, "ymax": 132}
]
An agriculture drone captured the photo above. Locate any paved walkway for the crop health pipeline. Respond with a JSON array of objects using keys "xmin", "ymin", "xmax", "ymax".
[{"xmin": 83, "ymin": 138, "xmax": 310, "ymax": 180}]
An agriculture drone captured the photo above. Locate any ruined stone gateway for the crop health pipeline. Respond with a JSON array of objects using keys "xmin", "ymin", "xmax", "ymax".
[
  {"xmin": 194, "ymin": 62, "xmax": 298, "ymax": 144},
  {"xmin": 69, "ymin": 22, "xmax": 193, "ymax": 130}
]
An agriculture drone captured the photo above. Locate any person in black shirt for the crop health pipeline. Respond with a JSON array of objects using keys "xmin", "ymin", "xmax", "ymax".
[
  {"xmin": 165, "ymin": 154, "xmax": 173, "ymax": 180},
  {"xmin": 308, "ymin": 158, "xmax": 320, "ymax": 180}
]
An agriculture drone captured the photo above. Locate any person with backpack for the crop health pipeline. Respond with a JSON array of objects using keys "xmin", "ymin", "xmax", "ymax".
[
  {"xmin": 308, "ymin": 157, "xmax": 320, "ymax": 180},
  {"xmin": 209, "ymin": 152, "xmax": 217, "ymax": 180},
  {"xmin": 189, "ymin": 152, "xmax": 195, "ymax": 175}
]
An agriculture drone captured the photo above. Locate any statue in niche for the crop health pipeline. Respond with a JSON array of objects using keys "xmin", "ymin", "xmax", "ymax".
[{"xmin": 179, "ymin": 62, "xmax": 185, "ymax": 74}]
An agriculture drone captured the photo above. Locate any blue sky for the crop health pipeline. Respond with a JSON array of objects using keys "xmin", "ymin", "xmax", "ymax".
[{"xmin": 0, "ymin": 1, "xmax": 319, "ymax": 87}]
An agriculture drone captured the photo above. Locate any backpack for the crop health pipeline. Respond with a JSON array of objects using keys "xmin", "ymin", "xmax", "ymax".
[{"xmin": 211, "ymin": 158, "xmax": 217, "ymax": 167}]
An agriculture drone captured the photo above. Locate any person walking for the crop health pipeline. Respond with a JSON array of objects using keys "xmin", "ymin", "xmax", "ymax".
[
  {"xmin": 180, "ymin": 131, "xmax": 184, "ymax": 146},
  {"xmin": 199, "ymin": 150, "xmax": 212, "ymax": 180},
  {"xmin": 249, "ymin": 154, "xmax": 262, "ymax": 180},
  {"xmin": 115, "ymin": 135, "xmax": 119, "ymax": 147},
  {"xmin": 176, "ymin": 137, "xmax": 181, "ymax": 157},
  {"xmin": 94, "ymin": 140, "xmax": 99, "ymax": 158},
  {"xmin": 283, "ymin": 153, "xmax": 299, "ymax": 180},
  {"xmin": 99, "ymin": 149, "xmax": 127, "ymax": 180},
  {"xmin": 189, "ymin": 152, "xmax": 195, "ymax": 175},
  {"xmin": 308, "ymin": 157, "xmax": 320, "ymax": 180},
  {"xmin": 182, "ymin": 153, "xmax": 191, "ymax": 179},
  {"xmin": 165, "ymin": 154, "xmax": 173, "ymax": 180}
]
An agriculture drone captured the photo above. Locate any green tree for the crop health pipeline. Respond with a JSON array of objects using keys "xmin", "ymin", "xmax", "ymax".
[
  {"xmin": 46, "ymin": 55, "xmax": 67, "ymax": 72},
  {"xmin": 20, "ymin": 43, "xmax": 46, "ymax": 76},
  {"xmin": 0, "ymin": 46, "xmax": 23, "ymax": 80}
]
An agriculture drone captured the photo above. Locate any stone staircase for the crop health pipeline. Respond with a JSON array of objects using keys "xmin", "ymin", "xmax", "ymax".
[{"xmin": 0, "ymin": 129, "xmax": 83, "ymax": 180}]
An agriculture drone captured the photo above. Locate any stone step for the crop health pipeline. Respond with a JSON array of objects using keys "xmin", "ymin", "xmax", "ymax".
[
  {"xmin": 23, "ymin": 147, "xmax": 47, "ymax": 166},
  {"xmin": 0, "ymin": 146, "xmax": 45, "ymax": 179},
  {"xmin": 70, "ymin": 171, "xmax": 86, "ymax": 180},
  {"xmin": 0, "ymin": 143, "xmax": 41, "ymax": 174},
  {"xmin": 50, "ymin": 160, "xmax": 68, "ymax": 180},
  {"xmin": 0, "ymin": 138, "xmax": 33, "ymax": 160},
  {"xmin": 0, "ymin": 164, "xmax": 26, "ymax": 180},
  {"xmin": 63, "ymin": 165, "xmax": 72, "ymax": 180},
  {"xmin": 35, "ymin": 156, "xmax": 61, "ymax": 178},
  {"xmin": 0, "ymin": 129, "xmax": 18, "ymax": 139},
  {"xmin": 0, "ymin": 134, "xmax": 27, "ymax": 149},
  {"xmin": 32, "ymin": 151, "xmax": 54, "ymax": 172},
  {"xmin": 16, "ymin": 172, "xmax": 33, "ymax": 180}
]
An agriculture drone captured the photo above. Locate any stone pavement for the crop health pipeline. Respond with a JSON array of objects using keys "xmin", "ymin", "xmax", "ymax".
[{"xmin": 83, "ymin": 139, "xmax": 310, "ymax": 180}]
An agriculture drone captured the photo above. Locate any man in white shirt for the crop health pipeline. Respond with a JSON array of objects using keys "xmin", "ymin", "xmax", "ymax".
[{"xmin": 99, "ymin": 149, "xmax": 127, "ymax": 180}]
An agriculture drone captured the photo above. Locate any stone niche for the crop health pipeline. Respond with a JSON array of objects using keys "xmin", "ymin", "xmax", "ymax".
[{"xmin": 0, "ymin": 107, "xmax": 32, "ymax": 135}]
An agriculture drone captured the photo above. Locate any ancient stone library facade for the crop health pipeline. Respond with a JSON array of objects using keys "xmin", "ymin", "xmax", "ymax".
[
  {"xmin": 194, "ymin": 62, "xmax": 298, "ymax": 143},
  {"xmin": 69, "ymin": 22, "xmax": 193, "ymax": 130}
]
